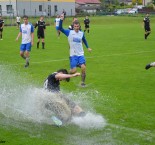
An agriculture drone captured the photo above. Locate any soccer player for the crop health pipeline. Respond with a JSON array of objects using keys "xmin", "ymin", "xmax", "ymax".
[
  {"xmin": 16, "ymin": 15, "xmax": 21, "ymax": 29},
  {"xmin": 0, "ymin": 16, "xmax": 4, "ymax": 40},
  {"xmin": 16, "ymin": 15, "xmax": 34, "ymax": 68},
  {"xmin": 143, "ymin": 14, "xmax": 151, "ymax": 39},
  {"xmin": 54, "ymin": 15, "xmax": 61, "ymax": 38},
  {"xmin": 58, "ymin": 15, "xmax": 92, "ymax": 87},
  {"xmin": 44, "ymin": 69, "xmax": 85, "ymax": 123},
  {"xmin": 84, "ymin": 16, "xmax": 90, "ymax": 33},
  {"xmin": 35, "ymin": 16, "xmax": 46, "ymax": 49},
  {"xmin": 145, "ymin": 62, "xmax": 155, "ymax": 70}
]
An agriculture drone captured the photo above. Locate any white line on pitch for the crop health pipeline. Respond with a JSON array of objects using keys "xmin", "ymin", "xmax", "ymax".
[{"xmin": 1, "ymin": 50, "xmax": 155, "ymax": 66}]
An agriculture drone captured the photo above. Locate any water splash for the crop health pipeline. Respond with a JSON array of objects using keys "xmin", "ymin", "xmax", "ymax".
[{"xmin": 0, "ymin": 65, "xmax": 106, "ymax": 129}]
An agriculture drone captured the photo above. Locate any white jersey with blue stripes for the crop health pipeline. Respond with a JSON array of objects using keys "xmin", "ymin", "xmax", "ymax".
[
  {"xmin": 20, "ymin": 23, "xmax": 34, "ymax": 44},
  {"xmin": 68, "ymin": 30, "xmax": 85, "ymax": 56}
]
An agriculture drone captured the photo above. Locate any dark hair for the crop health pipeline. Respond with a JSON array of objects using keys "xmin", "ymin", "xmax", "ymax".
[
  {"xmin": 57, "ymin": 69, "xmax": 70, "ymax": 82},
  {"xmin": 23, "ymin": 15, "xmax": 28, "ymax": 19}
]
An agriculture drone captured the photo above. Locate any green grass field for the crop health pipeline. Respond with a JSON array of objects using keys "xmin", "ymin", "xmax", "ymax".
[{"xmin": 0, "ymin": 16, "xmax": 155, "ymax": 145}]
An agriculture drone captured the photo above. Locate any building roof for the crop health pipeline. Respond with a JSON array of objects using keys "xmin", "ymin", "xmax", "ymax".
[{"xmin": 76, "ymin": 0, "xmax": 101, "ymax": 4}]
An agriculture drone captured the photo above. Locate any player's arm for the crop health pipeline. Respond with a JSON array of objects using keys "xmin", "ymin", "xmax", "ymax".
[
  {"xmin": 16, "ymin": 32, "xmax": 22, "ymax": 41},
  {"xmin": 31, "ymin": 25, "xmax": 34, "ymax": 45},
  {"xmin": 34, "ymin": 21, "xmax": 38, "ymax": 29},
  {"xmin": 82, "ymin": 35, "xmax": 92, "ymax": 52},
  {"xmin": 44, "ymin": 22, "xmax": 46, "ymax": 30},
  {"xmin": 1, "ymin": 20, "xmax": 4, "ymax": 28},
  {"xmin": 58, "ymin": 16, "xmax": 70, "ymax": 37},
  {"xmin": 55, "ymin": 73, "xmax": 80, "ymax": 80}
]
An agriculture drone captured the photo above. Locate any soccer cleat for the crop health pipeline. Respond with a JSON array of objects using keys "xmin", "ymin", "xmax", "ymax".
[
  {"xmin": 24, "ymin": 62, "xmax": 29, "ymax": 68},
  {"xmin": 145, "ymin": 64, "xmax": 152, "ymax": 70},
  {"xmin": 81, "ymin": 82, "xmax": 86, "ymax": 87},
  {"xmin": 51, "ymin": 116, "xmax": 62, "ymax": 127}
]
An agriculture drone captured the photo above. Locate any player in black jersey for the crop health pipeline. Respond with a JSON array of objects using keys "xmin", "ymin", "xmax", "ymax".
[
  {"xmin": 44, "ymin": 69, "xmax": 86, "ymax": 121},
  {"xmin": 0, "ymin": 16, "xmax": 4, "ymax": 40},
  {"xmin": 143, "ymin": 14, "xmax": 151, "ymax": 39},
  {"xmin": 84, "ymin": 16, "xmax": 90, "ymax": 33},
  {"xmin": 44, "ymin": 69, "xmax": 80, "ymax": 92},
  {"xmin": 35, "ymin": 16, "xmax": 46, "ymax": 49}
]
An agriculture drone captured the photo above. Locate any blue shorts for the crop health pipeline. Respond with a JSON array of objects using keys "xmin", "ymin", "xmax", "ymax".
[
  {"xmin": 56, "ymin": 26, "xmax": 59, "ymax": 31},
  {"xmin": 70, "ymin": 55, "xmax": 86, "ymax": 69},
  {"xmin": 20, "ymin": 43, "xmax": 31, "ymax": 52}
]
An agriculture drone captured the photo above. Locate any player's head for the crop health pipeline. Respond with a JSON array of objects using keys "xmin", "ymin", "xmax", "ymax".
[
  {"xmin": 40, "ymin": 15, "xmax": 44, "ymax": 21},
  {"xmin": 73, "ymin": 20, "xmax": 80, "ymax": 32},
  {"xmin": 57, "ymin": 69, "xmax": 70, "ymax": 82},
  {"xmin": 0, "ymin": 16, "xmax": 2, "ymax": 19},
  {"xmin": 23, "ymin": 15, "xmax": 28, "ymax": 24},
  {"xmin": 146, "ymin": 13, "xmax": 149, "ymax": 17}
]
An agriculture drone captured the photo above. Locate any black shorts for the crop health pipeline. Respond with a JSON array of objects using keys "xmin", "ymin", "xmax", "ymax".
[
  {"xmin": 0, "ymin": 28, "xmax": 3, "ymax": 32},
  {"xmin": 85, "ymin": 25, "xmax": 89, "ymax": 28},
  {"xmin": 145, "ymin": 27, "xmax": 151, "ymax": 32},
  {"xmin": 37, "ymin": 31, "xmax": 45, "ymax": 39},
  {"xmin": 17, "ymin": 22, "xmax": 20, "ymax": 25}
]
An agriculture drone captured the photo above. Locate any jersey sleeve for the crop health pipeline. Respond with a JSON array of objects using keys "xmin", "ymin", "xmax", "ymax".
[
  {"xmin": 31, "ymin": 24, "xmax": 34, "ymax": 33},
  {"xmin": 58, "ymin": 19, "xmax": 70, "ymax": 37},
  {"xmin": 82, "ymin": 34, "xmax": 89, "ymax": 48}
]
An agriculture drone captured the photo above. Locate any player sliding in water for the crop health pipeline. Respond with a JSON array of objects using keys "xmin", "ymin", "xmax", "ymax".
[{"xmin": 44, "ymin": 69, "xmax": 86, "ymax": 126}]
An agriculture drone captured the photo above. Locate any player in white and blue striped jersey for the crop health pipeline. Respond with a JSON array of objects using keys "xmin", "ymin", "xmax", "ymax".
[
  {"xmin": 16, "ymin": 15, "xmax": 34, "ymax": 68},
  {"xmin": 58, "ymin": 15, "xmax": 92, "ymax": 87}
]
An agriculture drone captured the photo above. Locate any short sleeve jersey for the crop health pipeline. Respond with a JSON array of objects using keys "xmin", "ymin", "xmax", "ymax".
[
  {"xmin": 35, "ymin": 20, "xmax": 46, "ymax": 32},
  {"xmin": 143, "ymin": 17, "xmax": 150, "ymax": 28},
  {"xmin": 44, "ymin": 73, "xmax": 60, "ymax": 92},
  {"xmin": 84, "ymin": 18, "xmax": 90, "ymax": 26},
  {"xmin": 20, "ymin": 23, "xmax": 34, "ymax": 44}
]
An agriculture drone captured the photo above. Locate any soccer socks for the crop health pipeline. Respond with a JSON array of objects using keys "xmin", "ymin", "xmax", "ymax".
[
  {"xmin": 145, "ymin": 33, "xmax": 150, "ymax": 39},
  {"xmin": 37, "ymin": 42, "xmax": 39, "ymax": 48},
  {"xmin": 88, "ymin": 30, "xmax": 89, "ymax": 33},
  {"xmin": 0, "ymin": 33, "xmax": 2, "ymax": 39},
  {"xmin": 42, "ymin": 42, "xmax": 45, "ymax": 49},
  {"xmin": 81, "ymin": 72, "xmax": 86, "ymax": 85},
  {"xmin": 25, "ymin": 57, "xmax": 29, "ymax": 67}
]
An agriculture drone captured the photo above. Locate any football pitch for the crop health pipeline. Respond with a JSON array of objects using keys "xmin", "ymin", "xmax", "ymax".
[{"xmin": 0, "ymin": 16, "xmax": 155, "ymax": 145}]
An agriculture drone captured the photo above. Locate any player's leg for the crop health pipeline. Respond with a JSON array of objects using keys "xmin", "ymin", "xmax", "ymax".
[
  {"xmin": 20, "ymin": 44, "xmax": 26, "ymax": 59},
  {"xmin": 146, "ymin": 29, "xmax": 151, "ymax": 38},
  {"xmin": 37, "ymin": 32, "xmax": 40, "ymax": 48},
  {"xmin": 87, "ymin": 26, "xmax": 90, "ymax": 33},
  {"xmin": 78, "ymin": 56, "xmax": 86, "ymax": 86},
  {"xmin": 69, "ymin": 56, "xmax": 78, "ymax": 74},
  {"xmin": 145, "ymin": 62, "xmax": 155, "ymax": 70},
  {"xmin": 81, "ymin": 64, "xmax": 86, "ymax": 87},
  {"xmin": 84, "ymin": 26, "xmax": 86, "ymax": 32},
  {"xmin": 57, "ymin": 30, "xmax": 60, "ymax": 38},
  {"xmin": 41, "ymin": 32, "xmax": 45, "ymax": 49},
  {"xmin": 24, "ymin": 43, "xmax": 31, "ymax": 67},
  {"xmin": 0, "ymin": 29, "xmax": 3, "ymax": 40}
]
